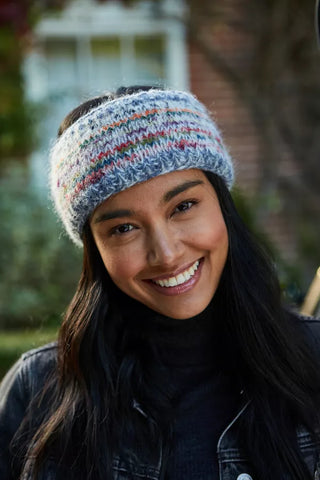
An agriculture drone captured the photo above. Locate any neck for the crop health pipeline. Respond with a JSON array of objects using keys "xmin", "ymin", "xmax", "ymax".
[{"xmin": 115, "ymin": 290, "xmax": 224, "ymax": 368}]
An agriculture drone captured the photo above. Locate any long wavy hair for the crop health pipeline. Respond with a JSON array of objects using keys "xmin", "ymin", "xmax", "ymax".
[{"xmin": 17, "ymin": 87, "xmax": 320, "ymax": 480}]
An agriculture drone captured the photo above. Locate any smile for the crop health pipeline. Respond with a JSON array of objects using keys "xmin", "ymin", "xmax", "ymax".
[{"xmin": 151, "ymin": 260, "xmax": 200, "ymax": 287}]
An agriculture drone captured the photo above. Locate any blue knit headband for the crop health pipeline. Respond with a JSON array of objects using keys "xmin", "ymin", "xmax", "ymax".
[{"xmin": 50, "ymin": 89, "xmax": 234, "ymax": 246}]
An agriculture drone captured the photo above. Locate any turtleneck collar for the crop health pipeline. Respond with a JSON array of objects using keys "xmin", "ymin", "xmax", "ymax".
[{"xmin": 114, "ymin": 289, "xmax": 224, "ymax": 369}]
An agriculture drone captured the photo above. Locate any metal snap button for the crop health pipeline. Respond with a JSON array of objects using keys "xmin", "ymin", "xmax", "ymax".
[{"xmin": 237, "ymin": 475, "xmax": 253, "ymax": 480}]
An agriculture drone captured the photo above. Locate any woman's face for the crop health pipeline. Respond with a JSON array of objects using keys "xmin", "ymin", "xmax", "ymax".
[{"xmin": 90, "ymin": 169, "xmax": 228, "ymax": 319}]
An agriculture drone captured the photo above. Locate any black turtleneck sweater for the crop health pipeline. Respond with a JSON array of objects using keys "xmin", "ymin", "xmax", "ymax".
[{"xmin": 118, "ymin": 294, "xmax": 241, "ymax": 479}]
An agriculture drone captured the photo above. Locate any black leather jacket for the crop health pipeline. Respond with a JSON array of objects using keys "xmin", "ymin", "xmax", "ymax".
[{"xmin": 1, "ymin": 317, "xmax": 320, "ymax": 480}]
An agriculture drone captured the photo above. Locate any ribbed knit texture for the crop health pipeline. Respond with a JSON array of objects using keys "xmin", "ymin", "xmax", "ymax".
[
  {"xmin": 166, "ymin": 371, "xmax": 239, "ymax": 479},
  {"xmin": 50, "ymin": 89, "xmax": 234, "ymax": 245},
  {"xmin": 119, "ymin": 293, "xmax": 241, "ymax": 480},
  {"xmin": 145, "ymin": 311, "xmax": 241, "ymax": 480}
]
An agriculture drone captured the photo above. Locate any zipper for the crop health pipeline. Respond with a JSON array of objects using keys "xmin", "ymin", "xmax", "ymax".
[
  {"xmin": 132, "ymin": 399, "xmax": 148, "ymax": 418},
  {"xmin": 132, "ymin": 400, "xmax": 164, "ymax": 479},
  {"xmin": 217, "ymin": 399, "xmax": 251, "ymax": 480},
  {"xmin": 133, "ymin": 398, "xmax": 251, "ymax": 480}
]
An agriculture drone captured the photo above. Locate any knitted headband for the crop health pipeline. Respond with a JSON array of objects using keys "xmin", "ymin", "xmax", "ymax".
[{"xmin": 50, "ymin": 89, "xmax": 234, "ymax": 246}]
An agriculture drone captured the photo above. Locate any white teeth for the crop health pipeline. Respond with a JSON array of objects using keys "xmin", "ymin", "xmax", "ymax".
[
  {"xmin": 183, "ymin": 272, "xmax": 189, "ymax": 282},
  {"xmin": 152, "ymin": 260, "xmax": 200, "ymax": 288},
  {"xmin": 176, "ymin": 273, "xmax": 185, "ymax": 284}
]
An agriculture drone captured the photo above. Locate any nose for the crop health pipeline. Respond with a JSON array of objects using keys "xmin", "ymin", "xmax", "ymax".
[{"xmin": 146, "ymin": 224, "xmax": 183, "ymax": 268}]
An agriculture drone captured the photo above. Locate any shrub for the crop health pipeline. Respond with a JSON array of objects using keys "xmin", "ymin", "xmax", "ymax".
[{"xmin": 0, "ymin": 166, "xmax": 81, "ymax": 329}]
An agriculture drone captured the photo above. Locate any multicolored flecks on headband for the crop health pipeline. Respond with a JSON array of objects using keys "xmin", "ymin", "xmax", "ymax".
[{"xmin": 49, "ymin": 89, "xmax": 234, "ymax": 246}]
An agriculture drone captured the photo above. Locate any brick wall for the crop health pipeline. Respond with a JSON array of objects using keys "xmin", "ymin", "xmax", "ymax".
[{"xmin": 188, "ymin": 39, "xmax": 298, "ymax": 262}]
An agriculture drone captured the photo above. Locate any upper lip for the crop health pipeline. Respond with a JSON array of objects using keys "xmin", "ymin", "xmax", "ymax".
[{"xmin": 145, "ymin": 258, "xmax": 202, "ymax": 282}]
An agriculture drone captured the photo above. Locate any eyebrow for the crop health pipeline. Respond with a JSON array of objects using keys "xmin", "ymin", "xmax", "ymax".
[
  {"xmin": 94, "ymin": 208, "xmax": 133, "ymax": 224},
  {"xmin": 93, "ymin": 179, "xmax": 204, "ymax": 224},
  {"xmin": 162, "ymin": 179, "xmax": 204, "ymax": 203}
]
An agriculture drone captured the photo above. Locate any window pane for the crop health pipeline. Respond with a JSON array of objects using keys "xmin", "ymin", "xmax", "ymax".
[
  {"xmin": 42, "ymin": 39, "xmax": 80, "ymax": 140},
  {"xmin": 44, "ymin": 39, "xmax": 78, "ymax": 93},
  {"xmin": 134, "ymin": 35, "xmax": 165, "ymax": 83},
  {"xmin": 90, "ymin": 38, "xmax": 121, "ymax": 91}
]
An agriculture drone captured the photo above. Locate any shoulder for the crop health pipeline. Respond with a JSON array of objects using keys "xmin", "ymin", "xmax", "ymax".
[
  {"xmin": 294, "ymin": 313, "xmax": 320, "ymax": 336},
  {"xmin": 20, "ymin": 342, "xmax": 58, "ymax": 393},
  {"xmin": 0, "ymin": 342, "xmax": 58, "ymax": 404},
  {"xmin": 20, "ymin": 341, "xmax": 57, "ymax": 365},
  {"xmin": 292, "ymin": 313, "xmax": 320, "ymax": 357},
  {"xmin": 0, "ymin": 342, "xmax": 58, "ymax": 465}
]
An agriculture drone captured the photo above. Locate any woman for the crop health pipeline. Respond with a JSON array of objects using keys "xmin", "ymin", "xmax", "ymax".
[{"xmin": 1, "ymin": 86, "xmax": 320, "ymax": 480}]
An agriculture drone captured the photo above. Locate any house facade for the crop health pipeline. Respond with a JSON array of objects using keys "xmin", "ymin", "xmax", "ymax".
[{"xmin": 24, "ymin": 0, "xmax": 302, "ymax": 267}]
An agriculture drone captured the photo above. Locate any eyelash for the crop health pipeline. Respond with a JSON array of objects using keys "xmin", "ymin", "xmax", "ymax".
[
  {"xmin": 172, "ymin": 199, "xmax": 198, "ymax": 215},
  {"xmin": 110, "ymin": 223, "xmax": 135, "ymax": 236},
  {"xmin": 109, "ymin": 199, "xmax": 198, "ymax": 236}
]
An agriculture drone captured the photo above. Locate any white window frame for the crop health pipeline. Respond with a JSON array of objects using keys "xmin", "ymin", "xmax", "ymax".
[
  {"xmin": 25, "ymin": 0, "xmax": 189, "ymax": 103},
  {"xmin": 24, "ymin": 0, "xmax": 189, "ymax": 189}
]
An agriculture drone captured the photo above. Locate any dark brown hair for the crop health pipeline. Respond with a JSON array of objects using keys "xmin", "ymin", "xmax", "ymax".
[{"xmin": 17, "ymin": 88, "xmax": 320, "ymax": 480}]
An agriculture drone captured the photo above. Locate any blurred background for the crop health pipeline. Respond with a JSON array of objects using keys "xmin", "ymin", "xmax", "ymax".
[{"xmin": 1, "ymin": 0, "xmax": 320, "ymax": 377}]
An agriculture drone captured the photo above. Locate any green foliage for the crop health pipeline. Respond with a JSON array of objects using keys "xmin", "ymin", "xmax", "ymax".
[
  {"xmin": 0, "ymin": 27, "xmax": 35, "ymax": 163},
  {"xmin": 232, "ymin": 187, "xmax": 276, "ymax": 257},
  {"xmin": 0, "ymin": 166, "xmax": 82, "ymax": 329},
  {"xmin": 0, "ymin": 1, "xmax": 68, "ymax": 165},
  {"xmin": 297, "ymin": 220, "xmax": 320, "ymax": 260},
  {"xmin": 232, "ymin": 187, "xmax": 305, "ymax": 306}
]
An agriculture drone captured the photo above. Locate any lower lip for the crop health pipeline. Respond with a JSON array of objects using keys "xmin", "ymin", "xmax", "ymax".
[{"xmin": 146, "ymin": 259, "xmax": 204, "ymax": 296}]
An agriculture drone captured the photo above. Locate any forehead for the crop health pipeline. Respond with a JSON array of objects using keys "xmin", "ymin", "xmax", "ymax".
[{"xmin": 95, "ymin": 169, "xmax": 210, "ymax": 211}]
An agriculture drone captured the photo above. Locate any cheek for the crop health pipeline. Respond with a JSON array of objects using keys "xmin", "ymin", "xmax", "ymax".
[
  {"xmin": 191, "ymin": 212, "xmax": 228, "ymax": 253},
  {"xmin": 213, "ymin": 222, "xmax": 229, "ymax": 267},
  {"xmin": 99, "ymin": 248, "xmax": 143, "ymax": 285},
  {"xmin": 211, "ymin": 219, "xmax": 229, "ymax": 252}
]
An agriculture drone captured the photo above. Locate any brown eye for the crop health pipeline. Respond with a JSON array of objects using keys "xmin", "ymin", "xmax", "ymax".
[
  {"xmin": 111, "ymin": 223, "xmax": 135, "ymax": 235},
  {"xmin": 174, "ymin": 200, "xmax": 197, "ymax": 214}
]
